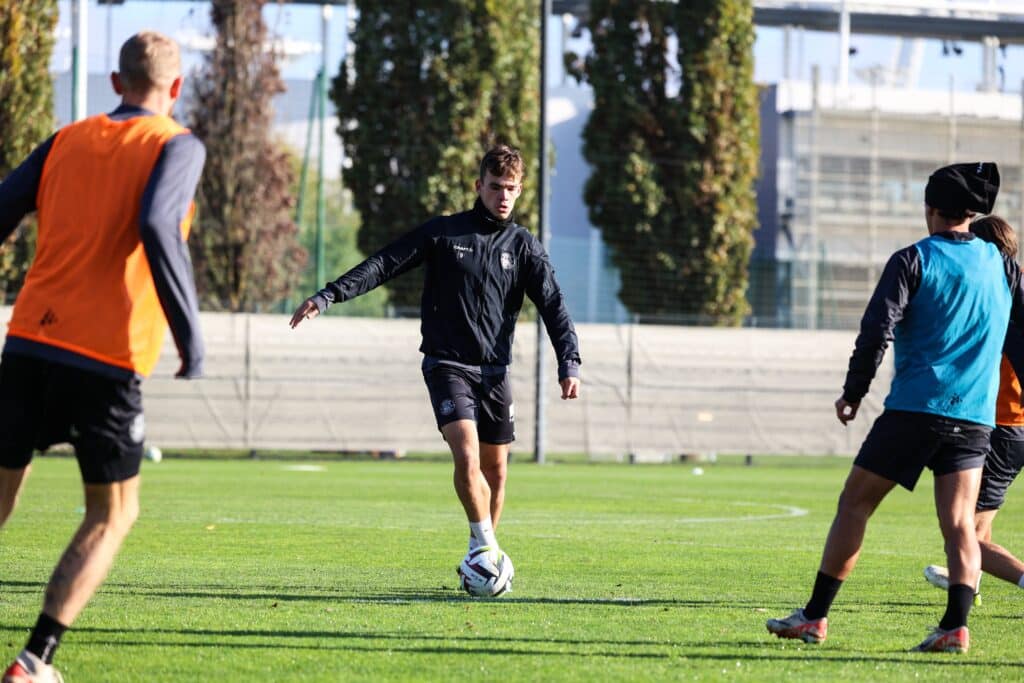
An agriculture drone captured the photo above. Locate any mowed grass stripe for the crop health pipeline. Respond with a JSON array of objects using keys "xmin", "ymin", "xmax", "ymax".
[{"xmin": 2, "ymin": 457, "xmax": 1022, "ymax": 681}]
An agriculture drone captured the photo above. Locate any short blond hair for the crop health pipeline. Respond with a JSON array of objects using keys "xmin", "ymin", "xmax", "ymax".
[{"xmin": 118, "ymin": 31, "xmax": 180, "ymax": 93}]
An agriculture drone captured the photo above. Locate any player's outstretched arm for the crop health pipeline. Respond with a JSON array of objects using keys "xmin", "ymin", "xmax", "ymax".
[
  {"xmin": 289, "ymin": 298, "xmax": 321, "ymax": 329},
  {"xmin": 290, "ymin": 220, "xmax": 435, "ymax": 328}
]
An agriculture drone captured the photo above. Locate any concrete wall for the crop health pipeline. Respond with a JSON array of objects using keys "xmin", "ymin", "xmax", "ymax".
[{"xmin": 116, "ymin": 312, "xmax": 889, "ymax": 457}]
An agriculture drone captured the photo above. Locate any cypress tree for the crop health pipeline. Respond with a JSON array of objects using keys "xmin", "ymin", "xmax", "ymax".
[
  {"xmin": 331, "ymin": 1, "xmax": 539, "ymax": 309},
  {"xmin": 571, "ymin": 0, "xmax": 759, "ymax": 324},
  {"xmin": 0, "ymin": 1, "xmax": 57, "ymax": 301},
  {"xmin": 187, "ymin": 0, "xmax": 306, "ymax": 311}
]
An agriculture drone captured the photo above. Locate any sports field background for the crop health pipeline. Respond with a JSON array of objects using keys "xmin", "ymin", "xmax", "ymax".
[{"xmin": 3, "ymin": 455, "xmax": 1022, "ymax": 681}]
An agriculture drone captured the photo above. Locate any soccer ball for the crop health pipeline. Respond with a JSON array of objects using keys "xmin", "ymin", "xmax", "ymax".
[
  {"xmin": 458, "ymin": 545, "xmax": 514, "ymax": 597},
  {"xmin": 144, "ymin": 445, "xmax": 162, "ymax": 463}
]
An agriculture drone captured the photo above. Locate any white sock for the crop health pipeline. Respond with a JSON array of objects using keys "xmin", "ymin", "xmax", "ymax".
[
  {"xmin": 1017, "ymin": 574, "xmax": 1024, "ymax": 589},
  {"xmin": 469, "ymin": 517, "xmax": 498, "ymax": 550}
]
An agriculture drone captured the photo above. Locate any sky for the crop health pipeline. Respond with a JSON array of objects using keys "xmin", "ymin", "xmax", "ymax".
[{"xmin": 53, "ymin": 1, "xmax": 1024, "ymax": 96}]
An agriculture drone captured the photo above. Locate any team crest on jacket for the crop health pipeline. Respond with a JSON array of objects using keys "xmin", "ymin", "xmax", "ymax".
[{"xmin": 500, "ymin": 252, "xmax": 515, "ymax": 270}]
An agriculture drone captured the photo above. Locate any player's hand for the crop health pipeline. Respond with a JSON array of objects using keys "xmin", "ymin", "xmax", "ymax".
[
  {"xmin": 835, "ymin": 397, "xmax": 859, "ymax": 425},
  {"xmin": 174, "ymin": 359, "xmax": 203, "ymax": 379},
  {"xmin": 289, "ymin": 298, "xmax": 320, "ymax": 329},
  {"xmin": 560, "ymin": 377, "xmax": 580, "ymax": 400}
]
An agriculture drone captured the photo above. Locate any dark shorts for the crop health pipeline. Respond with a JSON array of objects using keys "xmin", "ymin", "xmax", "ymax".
[
  {"xmin": 0, "ymin": 353, "xmax": 145, "ymax": 484},
  {"xmin": 977, "ymin": 425, "xmax": 1024, "ymax": 511},
  {"xmin": 423, "ymin": 362, "xmax": 515, "ymax": 445},
  {"xmin": 854, "ymin": 410, "xmax": 990, "ymax": 491}
]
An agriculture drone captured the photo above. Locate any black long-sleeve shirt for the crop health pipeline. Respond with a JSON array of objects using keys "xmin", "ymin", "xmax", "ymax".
[
  {"xmin": 0, "ymin": 104, "xmax": 205, "ymax": 379},
  {"xmin": 313, "ymin": 200, "xmax": 581, "ymax": 379}
]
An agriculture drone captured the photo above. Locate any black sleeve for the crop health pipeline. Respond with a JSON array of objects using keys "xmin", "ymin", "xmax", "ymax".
[
  {"xmin": 1003, "ymin": 255, "xmax": 1024, "ymax": 380},
  {"xmin": 0, "ymin": 135, "xmax": 56, "ymax": 241},
  {"xmin": 522, "ymin": 236, "xmax": 581, "ymax": 380},
  {"xmin": 1003, "ymin": 326, "xmax": 1024, "ymax": 384},
  {"xmin": 313, "ymin": 220, "xmax": 433, "ymax": 311},
  {"xmin": 139, "ymin": 133, "xmax": 207, "ymax": 378},
  {"xmin": 842, "ymin": 245, "xmax": 920, "ymax": 403}
]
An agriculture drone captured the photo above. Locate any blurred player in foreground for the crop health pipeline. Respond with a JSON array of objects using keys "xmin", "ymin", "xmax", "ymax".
[
  {"xmin": 290, "ymin": 144, "xmax": 581, "ymax": 579},
  {"xmin": 922, "ymin": 215, "xmax": 1024, "ymax": 602},
  {"xmin": 766, "ymin": 162, "xmax": 1024, "ymax": 653},
  {"xmin": 0, "ymin": 31, "xmax": 204, "ymax": 683}
]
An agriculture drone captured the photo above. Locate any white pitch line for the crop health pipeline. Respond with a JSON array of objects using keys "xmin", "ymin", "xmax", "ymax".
[
  {"xmin": 281, "ymin": 464, "xmax": 327, "ymax": 472},
  {"xmin": 673, "ymin": 502, "xmax": 808, "ymax": 524},
  {"xmin": 505, "ymin": 501, "xmax": 810, "ymax": 528}
]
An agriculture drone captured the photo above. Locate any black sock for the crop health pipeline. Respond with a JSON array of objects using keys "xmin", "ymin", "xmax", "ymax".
[
  {"xmin": 25, "ymin": 613, "xmax": 67, "ymax": 665},
  {"xmin": 939, "ymin": 584, "xmax": 974, "ymax": 630},
  {"xmin": 803, "ymin": 571, "xmax": 843, "ymax": 620}
]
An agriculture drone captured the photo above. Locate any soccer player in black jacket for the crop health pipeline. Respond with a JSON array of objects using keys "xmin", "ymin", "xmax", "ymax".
[{"xmin": 290, "ymin": 145, "xmax": 581, "ymax": 581}]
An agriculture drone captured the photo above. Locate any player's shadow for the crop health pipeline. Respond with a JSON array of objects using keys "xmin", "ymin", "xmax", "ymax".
[
  {"xmin": 0, "ymin": 580, "xmax": 47, "ymax": 590},
  {"xmin": 12, "ymin": 624, "xmax": 1023, "ymax": 668},
  {"xmin": 90, "ymin": 582, "xmax": 770, "ymax": 610}
]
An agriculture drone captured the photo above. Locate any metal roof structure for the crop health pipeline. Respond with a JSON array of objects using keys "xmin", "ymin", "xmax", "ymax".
[{"xmin": 554, "ymin": 0, "xmax": 1024, "ymax": 44}]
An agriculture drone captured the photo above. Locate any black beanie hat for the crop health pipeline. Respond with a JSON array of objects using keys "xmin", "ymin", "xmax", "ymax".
[{"xmin": 925, "ymin": 162, "xmax": 1000, "ymax": 215}]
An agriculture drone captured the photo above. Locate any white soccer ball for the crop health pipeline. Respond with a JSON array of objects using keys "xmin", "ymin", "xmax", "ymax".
[
  {"xmin": 144, "ymin": 445, "xmax": 163, "ymax": 463},
  {"xmin": 458, "ymin": 545, "xmax": 514, "ymax": 597}
]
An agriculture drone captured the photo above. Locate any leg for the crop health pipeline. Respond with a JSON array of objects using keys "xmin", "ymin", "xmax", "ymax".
[
  {"xmin": 479, "ymin": 442, "xmax": 509, "ymax": 527},
  {"xmin": 0, "ymin": 464, "xmax": 31, "ymax": 528},
  {"xmin": 976, "ymin": 509, "xmax": 1024, "ymax": 585},
  {"xmin": 819, "ymin": 465, "xmax": 897, "ymax": 579},
  {"xmin": 933, "ymin": 468, "xmax": 982, "ymax": 590},
  {"xmin": 442, "ymin": 420, "xmax": 490, "ymax": 523},
  {"xmin": 768, "ymin": 465, "xmax": 896, "ymax": 641},
  {"xmin": 929, "ymin": 467, "xmax": 982, "ymax": 639},
  {"xmin": 43, "ymin": 476, "xmax": 140, "ymax": 625}
]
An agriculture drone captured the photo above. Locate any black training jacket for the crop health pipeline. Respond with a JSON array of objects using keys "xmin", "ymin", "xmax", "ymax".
[{"xmin": 312, "ymin": 200, "xmax": 581, "ymax": 379}]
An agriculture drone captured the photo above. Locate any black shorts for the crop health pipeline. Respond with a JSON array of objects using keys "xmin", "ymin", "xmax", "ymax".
[
  {"xmin": 977, "ymin": 425, "xmax": 1024, "ymax": 511},
  {"xmin": 423, "ymin": 361, "xmax": 515, "ymax": 445},
  {"xmin": 854, "ymin": 410, "xmax": 990, "ymax": 491},
  {"xmin": 0, "ymin": 353, "xmax": 145, "ymax": 484}
]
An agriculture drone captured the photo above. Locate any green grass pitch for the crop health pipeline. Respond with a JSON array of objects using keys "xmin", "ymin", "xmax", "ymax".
[{"xmin": 2, "ymin": 456, "xmax": 1023, "ymax": 681}]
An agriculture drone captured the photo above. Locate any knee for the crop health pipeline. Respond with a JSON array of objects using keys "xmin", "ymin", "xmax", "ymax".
[
  {"xmin": 453, "ymin": 460, "xmax": 481, "ymax": 487},
  {"xmin": 835, "ymin": 490, "xmax": 874, "ymax": 522},
  {"xmin": 85, "ymin": 499, "xmax": 139, "ymax": 537},
  {"xmin": 941, "ymin": 519, "xmax": 976, "ymax": 543},
  {"xmin": 481, "ymin": 459, "xmax": 507, "ymax": 485}
]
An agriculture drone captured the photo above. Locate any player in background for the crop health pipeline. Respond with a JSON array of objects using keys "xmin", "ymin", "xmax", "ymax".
[
  {"xmin": 922, "ymin": 215, "xmax": 1024, "ymax": 600},
  {"xmin": 766, "ymin": 162, "xmax": 1024, "ymax": 654},
  {"xmin": 290, "ymin": 144, "xmax": 581, "ymax": 577},
  {"xmin": 0, "ymin": 31, "xmax": 204, "ymax": 683}
]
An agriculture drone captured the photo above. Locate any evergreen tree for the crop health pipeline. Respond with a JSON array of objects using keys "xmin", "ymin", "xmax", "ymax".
[
  {"xmin": 0, "ymin": 0, "xmax": 57, "ymax": 302},
  {"xmin": 187, "ymin": 0, "xmax": 306, "ymax": 311},
  {"xmin": 570, "ymin": 0, "xmax": 759, "ymax": 324},
  {"xmin": 331, "ymin": 1, "xmax": 539, "ymax": 308}
]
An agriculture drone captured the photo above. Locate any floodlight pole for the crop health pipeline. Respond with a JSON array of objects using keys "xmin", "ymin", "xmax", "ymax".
[
  {"xmin": 315, "ymin": 4, "xmax": 332, "ymax": 288},
  {"xmin": 71, "ymin": 0, "xmax": 88, "ymax": 121},
  {"xmin": 837, "ymin": 0, "xmax": 850, "ymax": 92},
  {"xmin": 533, "ymin": 0, "xmax": 551, "ymax": 464}
]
